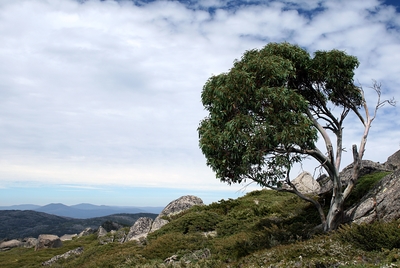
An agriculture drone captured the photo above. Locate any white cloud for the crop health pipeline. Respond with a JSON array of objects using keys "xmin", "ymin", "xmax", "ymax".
[{"xmin": 0, "ymin": 0, "xmax": 399, "ymax": 205}]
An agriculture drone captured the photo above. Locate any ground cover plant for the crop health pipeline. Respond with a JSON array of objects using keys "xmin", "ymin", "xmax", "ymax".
[{"xmin": 0, "ymin": 172, "xmax": 398, "ymax": 267}]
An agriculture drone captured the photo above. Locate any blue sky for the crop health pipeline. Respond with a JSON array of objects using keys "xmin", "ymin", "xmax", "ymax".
[{"xmin": 0, "ymin": 0, "xmax": 399, "ymax": 207}]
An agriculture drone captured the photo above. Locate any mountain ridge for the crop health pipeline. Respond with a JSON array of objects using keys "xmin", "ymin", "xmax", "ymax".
[
  {"xmin": 0, "ymin": 210, "xmax": 158, "ymax": 240},
  {"xmin": 0, "ymin": 203, "xmax": 163, "ymax": 219}
]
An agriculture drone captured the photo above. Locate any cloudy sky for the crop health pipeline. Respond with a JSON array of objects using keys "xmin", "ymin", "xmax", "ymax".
[{"xmin": 0, "ymin": 0, "xmax": 399, "ymax": 207}]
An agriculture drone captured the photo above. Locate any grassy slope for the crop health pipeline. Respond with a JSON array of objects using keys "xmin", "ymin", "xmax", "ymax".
[{"xmin": 0, "ymin": 171, "xmax": 398, "ymax": 268}]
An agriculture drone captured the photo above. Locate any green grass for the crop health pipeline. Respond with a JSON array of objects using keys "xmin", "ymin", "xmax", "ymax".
[
  {"xmin": 0, "ymin": 171, "xmax": 396, "ymax": 267},
  {"xmin": 0, "ymin": 235, "xmax": 97, "ymax": 268}
]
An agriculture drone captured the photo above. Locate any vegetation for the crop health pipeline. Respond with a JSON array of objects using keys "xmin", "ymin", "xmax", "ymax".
[
  {"xmin": 198, "ymin": 42, "xmax": 395, "ymax": 231},
  {"xmin": 344, "ymin": 171, "xmax": 391, "ymax": 209},
  {"xmin": 0, "ymin": 212, "xmax": 157, "ymax": 240},
  {"xmin": 1, "ymin": 171, "xmax": 399, "ymax": 267}
]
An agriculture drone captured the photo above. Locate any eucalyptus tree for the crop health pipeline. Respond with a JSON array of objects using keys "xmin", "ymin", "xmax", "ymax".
[{"xmin": 198, "ymin": 42, "xmax": 394, "ymax": 231}]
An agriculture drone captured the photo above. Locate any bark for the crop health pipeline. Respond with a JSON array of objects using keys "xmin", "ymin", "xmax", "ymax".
[
  {"xmin": 301, "ymin": 86, "xmax": 384, "ymax": 232},
  {"xmin": 276, "ymin": 84, "xmax": 390, "ymax": 232},
  {"xmin": 325, "ymin": 196, "xmax": 343, "ymax": 231}
]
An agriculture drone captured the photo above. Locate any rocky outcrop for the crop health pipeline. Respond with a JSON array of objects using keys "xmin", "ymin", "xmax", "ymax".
[
  {"xmin": 150, "ymin": 195, "xmax": 204, "ymax": 233},
  {"xmin": 95, "ymin": 196, "xmax": 204, "ymax": 245},
  {"xmin": 119, "ymin": 195, "xmax": 204, "ymax": 243},
  {"xmin": 317, "ymin": 158, "xmax": 395, "ymax": 195},
  {"xmin": 97, "ymin": 226, "xmax": 108, "ymax": 237},
  {"xmin": 78, "ymin": 227, "xmax": 94, "ymax": 237},
  {"xmin": 316, "ymin": 174, "xmax": 331, "ymax": 194},
  {"xmin": 151, "ymin": 217, "xmax": 169, "ymax": 233},
  {"xmin": 125, "ymin": 217, "xmax": 153, "ymax": 242},
  {"xmin": 344, "ymin": 169, "xmax": 400, "ymax": 224},
  {"xmin": 35, "ymin": 234, "xmax": 62, "ymax": 251},
  {"xmin": 111, "ymin": 229, "xmax": 127, "ymax": 243},
  {"xmin": 98, "ymin": 229, "xmax": 127, "ymax": 245},
  {"xmin": 339, "ymin": 160, "xmax": 391, "ymax": 184},
  {"xmin": 343, "ymin": 150, "xmax": 400, "ymax": 224},
  {"xmin": 96, "ymin": 226, "xmax": 112, "ymax": 244},
  {"xmin": 0, "ymin": 237, "xmax": 38, "ymax": 251},
  {"xmin": 384, "ymin": 150, "xmax": 400, "ymax": 170},
  {"xmin": 291, "ymin": 171, "xmax": 321, "ymax": 194},
  {"xmin": 42, "ymin": 247, "xmax": 84, "ymax": 266},
  {"xmin": 164, "ymin": 248, "xmax": 211, "ymax": 264},
  {"xmin": 0, "ymin": 239, "xmax": 23, "ymax": 251},
  {"xmin": 60, "ymin": 234, "xmax": 77, "ymax": 241},
  {"xmin": 24, "ymin": 237, "xmax": 38, "ymax": 248}
]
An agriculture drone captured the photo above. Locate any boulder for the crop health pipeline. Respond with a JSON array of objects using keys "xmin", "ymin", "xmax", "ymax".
[
  {"xmin": 98, "ymin": 229, "xmax": 126, "ymax": 245},
  {"xmin": 150, "ymin": 195, "xmax": 204, "ymax": 232},
  {"xmin": 291, "ymin": 171, "xmax": 321, "ymax": 194},
  {"xmin": 344, "ymin": 169, "xmax": 400, "ymax": 224},
  {"xmin": 125, "ymin": 217, "xmax": 153, "ymax": 242},
  {"xmin": 60, "ymin": 234, "xmax": 77, "ymax": 241},
  {"xmin": 164, "ymin": 254, "xmax": 178, "ymax": 264},
  {"xmin": 150, "ymin": 217, "xmax": 169, "ymax": 233},
  {"xmin": 97, "ymin": 226, "xmax": 108, "ymax": 237},
  {"xmin": 384, "ymin": 149, "xmax": 400, "ymax": 171},
  {"xmin": 318, "ymin": 159, "xmax": 391, "ymax": 195},
  {"xmin": 23, "ymin": 237, "xmax": 38, "ymax": 248},
  {"xmin": 78, "ymin": 227, "xmax": 94, "ymax": 237},
  {"xmin": 42, "ymin": 247, "xmax": 84, "ymax": 266},
  {"xmin": 316, "ymin": 174, "xmax": 332, "ymax": 194},
  {"xmin": 35, "ymin": 234, "xmax": 63, "ymax": 251},
  {"xmin": 339, "ymin": 160, "xmax": 390, "ymax": 185},
  {"xmin": 164, "ymin": 248, "xmax": 212, "ymax": 264},
  {"xmin": 0, "ymin": 239, "xmax": 23, "ymax": 251},
  {"xmin": 112, "ymin": 229, "xmax": 127, "ymax": 243}
]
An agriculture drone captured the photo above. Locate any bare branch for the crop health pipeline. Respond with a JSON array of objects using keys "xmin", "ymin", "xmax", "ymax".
[{"xmin": 371, "ymin": 80, "xmax": 396, "ymax": 120}]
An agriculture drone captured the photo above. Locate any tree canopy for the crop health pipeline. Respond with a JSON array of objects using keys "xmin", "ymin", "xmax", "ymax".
[{"xmin": 198, "ymin": 42, "xmax": 393, "ymax": 231}]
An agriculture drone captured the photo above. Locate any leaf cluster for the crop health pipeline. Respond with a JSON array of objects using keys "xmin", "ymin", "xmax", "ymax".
[{"xmin": 198, "ymin": 42, "xmax": 361, "ymax": 188}]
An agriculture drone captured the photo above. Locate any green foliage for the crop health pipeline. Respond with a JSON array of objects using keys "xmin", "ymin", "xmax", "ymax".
[
  {"xmin": 142, "ymin": 232, "xmax": 208, "ymax": 260},
  {"xmin": 198, "ymin": 42, "xmax": 360, "ymax": 189},
  {"xmin": 0, "ymin": 234, "xmax": 98, "ymax": 268},
  {"xmin": 234, "ymin": 231, "xmax": 400, "ymax": 267},
  {"xmin": 2, "ymin": 189, "xmax": 400, "ymax": 267},
  {"xmin": 101, "ymin": 220, "xmax": 125, "ymax": 232},
  {"xmin": 146, "ymin": 190, "xmax": 319, "ymax": 263},
  {"xmin": 148, "ymin": 211, "xmax": 222, "ymax": 238},
  {"xmin": 336, "ymin": 220, "xmax": 400, "ymax": 251},
  {"xmin": 205, "ymin": 198, "xmax": 241, "ymax": 215},
  {"xmin": 310, "ymin": 49, "xmax": 361, "ymax": 107}
]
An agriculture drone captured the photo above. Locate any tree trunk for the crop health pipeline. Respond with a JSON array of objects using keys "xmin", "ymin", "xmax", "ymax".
[{"xmin": 324, "ymin": 194, "xmax": 344, "ymax": 231}]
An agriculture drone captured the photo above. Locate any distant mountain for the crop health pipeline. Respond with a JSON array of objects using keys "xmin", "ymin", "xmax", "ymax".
[
  {"xmin": 0, "ymin": 204, "xmax": 41, "ymax": 210},
  {"xmin": 70, "ymin": 203, "xmax": 114, "ymax": 210},
  {"xmin": 0, "ymin": 203, "xmax": 164, "ymax": 219},
  {"xmin": 69, "ymin": 203, "xmax": 163, "ymax": 214},
  {"xmin": 0, "ymin": 210, "xmax": 158, "ymax": 240}
]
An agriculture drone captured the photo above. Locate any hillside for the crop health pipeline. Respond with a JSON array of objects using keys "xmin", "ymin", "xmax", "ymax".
[
  {"xmin": 1, "ymin": 170, "xmax": 400, "ymax": 267},
  {"xmin": 0, "ymin": 211, "xmax": 158, "ymax": 240}
]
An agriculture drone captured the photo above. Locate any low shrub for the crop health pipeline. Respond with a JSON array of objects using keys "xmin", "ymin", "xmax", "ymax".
[
  {"xmin": 336, "ymin": 220, "xmax": 400, "ymax": 251},
  {"xmin": 142, "ymin": 232, "xmax": 208, "ymax": 260},
  {"xmin": 148, "ymin": 211, "xmax": 221, "ymax": 239}
]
